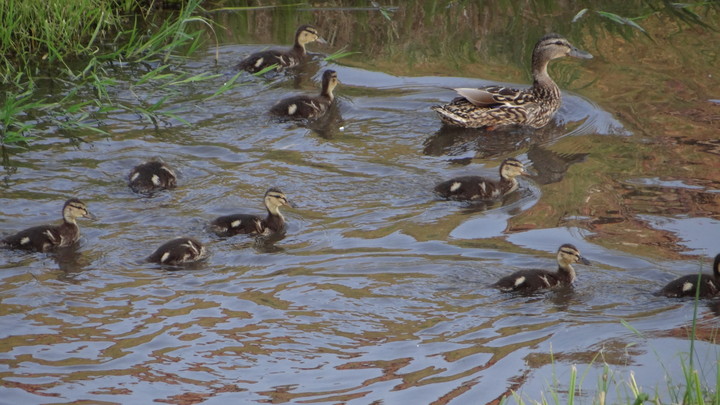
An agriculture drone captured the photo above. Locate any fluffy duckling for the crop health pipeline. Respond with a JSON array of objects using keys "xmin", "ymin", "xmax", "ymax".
[
  {"xmin": 494, "ymin": 244, "xmax": 591, "ymax": 293},
  {"xmin": 270, "ymin": 70, "xmax": 339, "ymax": 119},
  {"xmin": 658, "ymin": 254, "xmax": 720, "ymax": 298},
  {"xmin": 128, "ymin": 159, "xmax": 177, "ymax": 194},
  {"xmin": 435, "ymin": 158, "xmax": 527, "ymax": 201},
  {"xmin": 237, "ymin": 25, "xmax": 326, "ymax": 73},
  {"xmin": 147, "ymin": 237, "xmax": 206, "ymax": 265},
  {"xmin": 1, "ymin": 198, "xmax": 95, "ymax": 252},
  {"xmin": 432, "ymin": 33, "xmax": 593, "ymax": 129},
  {"xmin": 210, "ymin": 188, "xmax": 292, "ymax": 237}
]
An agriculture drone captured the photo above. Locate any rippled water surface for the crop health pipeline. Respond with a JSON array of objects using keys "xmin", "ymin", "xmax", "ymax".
[{"xmin": 2, "ymin": 3, "xmax": 720, "ymax": 404}]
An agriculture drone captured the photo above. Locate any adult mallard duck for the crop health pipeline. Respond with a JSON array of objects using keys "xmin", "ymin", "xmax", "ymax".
[
  {"xmin": 237, "ymin": 25, "xmax": 326, "ymax": 73},
  {"xmin": 270, "ymin": 70, "xmax": 339, "ymax": 119},
  {"xmin": 658, "ymin": 254, "xmax": 720, "ymax": 298},
  {"xmin": 493, "ymin": 244, "xmax": 591, "ymax": 293},
  {"xmin": 210, "ymin": 188, "xmax": 292, "ymax": 237},
  {"xmin": 147, "ymin": 237, "xmax": 206, "ymax": 265},
  {"xmin": 1, "ymin": 198, "xmax": 95, "ymax": 252},
  {"xmin": 434, "ymin": 158, "xmax": 528, "ymax": 201},
  {"xmin": 432, "ymin": 33, "xmax": 593, "ymax": 129}
]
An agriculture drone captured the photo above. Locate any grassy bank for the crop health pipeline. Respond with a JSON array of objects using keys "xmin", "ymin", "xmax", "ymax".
[{"xmin": 0, "ymin": 0, "xmax": 221, "ymax": 147}]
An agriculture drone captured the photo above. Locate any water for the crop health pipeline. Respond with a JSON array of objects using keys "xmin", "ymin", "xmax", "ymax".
[{"xmin": 1, "ymin": 2, "xmax": 720, "ymax": 404}]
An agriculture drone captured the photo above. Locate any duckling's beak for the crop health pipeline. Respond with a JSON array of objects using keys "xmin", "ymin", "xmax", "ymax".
[
  {"xmin": 569, "ymin": 46, "xmax": 593, "ymax": 59},
  {"xmin": 520, "ymin": 167, "xmax": 534, "ymax": 177},
  {"xmin": 315, "ymin": 36, "xmax": 328, "ymax": 45},
  {"xmin": 284, "ymin": 199, "xmax": 296, "ymax": 208},
  {"xmin": 579, "ymin": 256, "xmax": 591, "ymax": 265},
  {"xmin": 84, "ymin": 211, "xmax": 98, "ymax": 220}
]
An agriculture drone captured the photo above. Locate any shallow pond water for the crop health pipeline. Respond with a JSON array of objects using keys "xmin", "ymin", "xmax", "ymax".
[{"xmin": 1, "ymin": 2, "xmax": 720, "ymax": 404}]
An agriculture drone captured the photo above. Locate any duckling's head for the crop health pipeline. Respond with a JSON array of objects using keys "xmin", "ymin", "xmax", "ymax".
[
  {"xmin": 264, "ymin": 188, "xmax": 292, "ymax": 215},
  {"xmin": 321, "ymin": 70, "xmax": 339, "ymax": 98},
  {"xmin": 714, "ymin": 253, "xmax": 720, "ymax": 277},
  {"xmin": 296, "ymin": 25, "xmax": 326, "ymax": 47},
  {"xmin": 63, "ymin": 198, "xmax": 96, "ymax": 224},
  {"xmin": 533, "ymin": 33, "xmax": 593, "ymax": 63},
  {"xmin": 499, "ymin": 158, "xmax": 527, "ymax": 180},
  {"xmin": 557, "ymin": 243, "xmax": 591, "ymax": 268}
]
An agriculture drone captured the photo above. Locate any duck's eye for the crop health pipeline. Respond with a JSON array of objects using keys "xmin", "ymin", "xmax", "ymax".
[{"xmin": 555, "ymin": 41, "xmax": 564, "ymax": 46}]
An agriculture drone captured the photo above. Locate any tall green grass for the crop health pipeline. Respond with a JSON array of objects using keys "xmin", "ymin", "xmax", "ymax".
[{"xmin": 0, "ymin": 0, "xmax": 221, "ymax": 147}]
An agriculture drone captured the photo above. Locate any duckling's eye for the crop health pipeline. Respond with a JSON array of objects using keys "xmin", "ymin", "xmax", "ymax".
[{"xmin": 555, "ymin": 41, "xmax": 564, "ymax": 46}]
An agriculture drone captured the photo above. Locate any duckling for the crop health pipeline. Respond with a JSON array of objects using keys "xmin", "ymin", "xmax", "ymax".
[
  {"xmin": 210, "ymin": 188, "xmax": 292, "ymax": 237},
  {"xmin": 1, "ymin": 198, "xmax": 95, "ymax": 252},
  {"xmin": 432, "ymin": 33, "xmax": 593, "ymax": 129},
  {"xmin": 434, "ymin": 158, "xmax": 527, "ymax": 201},
  {"xmin": 128, "ymin": 159, "xmax": 177, "ymax": 194},
  {"xmin": 270, "ymin": 70, "xmax": 339, "ymax": 119},
  {"xmin": 147, "ymin": 237, "xmax": 206, "ymax": 265},
  {"xmin": 494, "ymin": 244, "xmax": 591, "ymax": 293},
  {"xmin": 237, "ymin": 25, "xmax": 326, "ymax": 73},
  {"xmin": 658, "ymin": 254, "xmax": 720, "ymax": 298}
]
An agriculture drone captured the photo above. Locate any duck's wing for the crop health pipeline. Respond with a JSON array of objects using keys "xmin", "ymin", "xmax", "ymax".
[{"xmin": 454, "ymin": 86, "xmax": 537, "ymax": 107}]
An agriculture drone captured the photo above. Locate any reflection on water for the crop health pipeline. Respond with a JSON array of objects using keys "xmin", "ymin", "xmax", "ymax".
[{"xmin": 1, "ymin": 2, "xmax": 720, "ymax": 404}]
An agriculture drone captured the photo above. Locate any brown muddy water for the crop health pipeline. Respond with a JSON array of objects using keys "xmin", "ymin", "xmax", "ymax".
[{"xmin": 1, "ymin": 2, "xmax": 720, "ymax": 404}]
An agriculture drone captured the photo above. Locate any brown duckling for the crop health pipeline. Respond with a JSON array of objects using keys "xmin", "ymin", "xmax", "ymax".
[
  {"xmin": 494, "ymin": 244, "xmax": 591, "ymax": 293},
  {"xmin": 270, "ymin": 70, "xmax": 339, "ymax": 119},
  {"xmin": 128, "ymin": 159, "xmax": 177, "ymax": 194},
  {"xmin": 147, "ymin": 237, "xmax": 206, "ymax": 265},
  {"xmin": 658, "ymin": 254, "xmax": 720, "ymax": 298},
  {"xmin": 210, "ymin": 188, "xmax": 292, "ymax": 237},
  {"xmin": 435, "ymin": 158, "xmax": 527, "ymax": 201},
  {"xmin": 432, "ymin": 33, "xmax": 592, "ymax": 129},
  {"xmin": 237, "ymin": 25, "xmax": 326, "ymax": 73},
  {"xmin": 1, "ymin": 198, "xmax": 95, "ymax": 252}
]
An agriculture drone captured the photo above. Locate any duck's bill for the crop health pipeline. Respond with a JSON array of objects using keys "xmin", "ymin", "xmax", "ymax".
[{"xmin": 570, "ymin": 48, "xmax": 593, "ymax": 59}]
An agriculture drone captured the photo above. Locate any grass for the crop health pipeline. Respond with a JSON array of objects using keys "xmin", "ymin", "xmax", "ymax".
[
  {"xmin": 0, "ymin": 0, "xmax": 222, "ymax": 147},
  {"xmin": 501, "ymin": 273, "xmax": 719, "ymax": 405}
]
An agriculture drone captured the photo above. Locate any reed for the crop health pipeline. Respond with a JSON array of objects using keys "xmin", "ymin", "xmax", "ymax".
[
  {"xmin": 502, "ymin": 285, "xmax": 719, "ymax": 404},
  {"xmin": 1, "ymin": 0, "xmax": 222, "ymax": 147}
]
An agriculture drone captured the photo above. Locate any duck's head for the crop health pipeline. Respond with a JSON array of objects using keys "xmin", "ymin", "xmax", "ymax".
[
  {"xmin": 713, "ymin": 253, "xmax": 720, "ymax": 278},
  {"xmin": 321, "ymin": 70, "xmax": 339, "ymax": 98},
  {"xmin": 63, "ymin": 198, "xmax": 96, "ymax": 223},
  {"xmin": 499, "ymin": 158, "xmax": 528, "ymax": 180},
  {"xmin": 557, "ymin": 243, "xmax": 591, "ymax": 268},
  {"xmin": 264, "ymin": 188, "xmax": 293, "ymax": 214},
  {"xmin": 296, "ymin": 25, "xmax": 326, "ymax": 47},
  {"xmin": 533, "ymin": 33, "xmax": 593, "ymax": 63}
]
